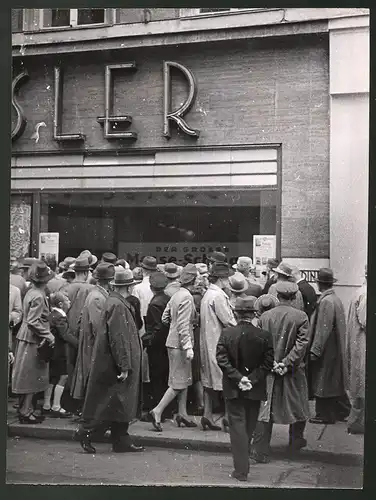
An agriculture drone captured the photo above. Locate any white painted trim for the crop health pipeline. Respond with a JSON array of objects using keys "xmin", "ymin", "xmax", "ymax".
[{"xmin": 328, "ymin": 15, "xmax": 369, "ymax": 30}]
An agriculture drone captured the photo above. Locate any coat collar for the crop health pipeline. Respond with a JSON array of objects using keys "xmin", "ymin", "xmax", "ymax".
[
  {"xmin": 318, "ymin": 288, "xmax": 335, "ymax": 303},
  {"xmin": 95, "ymin": 284, "xmax": 110, "ymax": 298},
  {"xmin": 110, "ymin": 290, "xmax": 132, "ymax": 311},
  {"xmin": 208, "ymin": 283, "xmax": 226, "ymax": 295}
]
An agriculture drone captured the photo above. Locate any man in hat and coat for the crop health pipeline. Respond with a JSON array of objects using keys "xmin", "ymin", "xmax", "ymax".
[
  {"xmin": 346, "ymin": 265, "xmax": 367, "ymax": 434},
  {"xmin": 79, "ymin": 250, "xmax": 98, "ymax": 284},
  {"xmin": 262, "ymin": 258, "xmax": 280, "ymax": 295},
  {"xmin": 291, "ymin": 266, "xmax": 317, "ymax": 320},
  {"xmin": 64, "ymin": 257, "xmax": 95, "ymax": 412},
  {"xmin": 217, "ymin": 296, "xmax": 274, "ymax": 482},
  {"xmin": 143, "ymin": 272, "xmax": 176, "ymax": 418},
  {"xmin": 308, "ymin": 268, "xmax": 349, "ymax": 424},
  {"xmin": 164, "ymin": 262, "xmax": 182, "ymax": 298},
  {"xmin": 233, "ymin": 257, "xmax": 263, "ymax": 298},
  {"xmin": 200, "ymin": 262, "xmax": 237, "ymax": 431},
  {"xmin": 268, "ymin": 262, "xmax": 305, "ymax": 311},
  {"xmin": 251, "ymin": 281, "xmax": 310, "ymax": 463},
  {"xmin": 71, "ymin": 262, "xmax": 115, "ymax": 403},
  {"xmin": 228, "ymin": 274, "xmax": 249, "ymax": 309},
  {"xmin": 77, "ymin": 268, "xmax": 144, "ymax": 454},
  {"xmin": 207, "ymin": 251, "xmax": 227, "ymax": 272}
]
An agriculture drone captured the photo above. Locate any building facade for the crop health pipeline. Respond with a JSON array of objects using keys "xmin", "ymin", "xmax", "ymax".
[{"xmin": 11, "ymin": 8, "xmax": 369, "ymax": 311}]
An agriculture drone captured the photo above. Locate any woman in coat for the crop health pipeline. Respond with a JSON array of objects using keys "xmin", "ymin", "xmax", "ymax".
[
  {"xmin": 12, "ymin": 261, "xmax": 55, "ymax": 424},
  {"xmin": 77, "ymin": 268, "xmax": 144, "ymax": 454},
  {"xmin": 200, "ymin": 262, "xmax": 237, "ymax": 430}
]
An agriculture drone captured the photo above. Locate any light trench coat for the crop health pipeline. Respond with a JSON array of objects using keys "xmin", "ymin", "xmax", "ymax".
[
  {"xmin": 200, "ymin": 284, "xmax": 236, "ymax": 391},
  {"xmin": 132, "ymin": 275, "xmax": 154, "ymax": 383}
]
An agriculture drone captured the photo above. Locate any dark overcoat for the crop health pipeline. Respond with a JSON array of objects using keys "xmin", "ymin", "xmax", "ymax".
[
  {"xmin": 308, "ymin": 289, "xmax": 348, "ymax": 398},
  {"xmin": 216, "ymin": 322, "xmax": 274, "ymax": 401},
  {"xmin": 82, "ymin": 291, "xmax": 142, "ymax": 423},
  {"xmin": 258, "ymin": 304, "xmax": 310, "ymax": 424},
  {"xmin": 49, "ymin": 308, "xmax": 78, "ymax": 380},
  {"xmin": 71, "ymin": 285, "xmax": 109, "ymax": 400},
  {"xmin": 298, "ymin": 279, "xmax": 317, "ymax": 319}
]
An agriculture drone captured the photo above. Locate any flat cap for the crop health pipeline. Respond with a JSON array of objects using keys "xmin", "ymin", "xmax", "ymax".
[{"xmin": 150, "ymin": 271, "xmax": 169, "ymax": 290}]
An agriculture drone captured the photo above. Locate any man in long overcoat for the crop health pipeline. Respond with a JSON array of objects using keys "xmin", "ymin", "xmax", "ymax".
[
  {"xmin": 250, "ymin": 281, "xmax": 310, "ymax": 463},
  {"xmin": 346, "ymin": 265, "xmax": 367, "ymax": 434},
  {"xmin": 71, "ymin": 262, "xmax": 115, "ymax": 402},
  {"xmin": 200, "ymin": 262, "xmax": 237, "ymax": 428},
  {"xmin": 77, "ymin": 268, "xmax": 144, "ymax": 454},
  {"xmin": 268, "ymin": 262, "xmax": 305, "ymax": 311},
  {"xmin": 308, "ymin": 268, "xmax": 349, "ymax": 424}
]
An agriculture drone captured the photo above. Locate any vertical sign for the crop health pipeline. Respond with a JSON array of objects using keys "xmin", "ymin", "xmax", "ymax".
[{"xmin": 39, "ymin": 232, "xmax": 59, "ymax": 270}]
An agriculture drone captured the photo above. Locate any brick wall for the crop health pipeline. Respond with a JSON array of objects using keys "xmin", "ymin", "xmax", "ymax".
[{"xmin": 12, "ymin": 35, "xmax": 330, "ymax": 258}]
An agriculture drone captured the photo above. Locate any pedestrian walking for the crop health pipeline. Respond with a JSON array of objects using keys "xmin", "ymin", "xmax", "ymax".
[
  {"xmin": 232, "ymin": 257, "xmax": 263, "ymax": 298},
  {"xmin": 190, "ymin": 276, "xmax": 206, "ymax": 416},
  {"xmin": 70, "ymin": 262, "xmax": 115, "ymax": 402},
  {"xmin": 142, "ymin": 272, "xmax": 176, "ymax": 418},
  {"xmin": 149, "ymin": 264, "xmax": 198, "ymax": 431},
  {"xmin": 251, "ymin": 282, "xmax": 310, "ymax": 463},
  {"xmin": 77, "ymin": 268, "xmax": 144, "ymax": 454},
  {"xmin": 291, "ymin": 266, "xmax": 317, "ymax": 319},
  {"xmin": 268, "ymin": 262, "xmax": 305, "ymax": 311},
  {"xmin": 42, "ymin": 291, "xmax": 76, "ymax": 418},
  {"xmin": 200, "ymin": 262, "xmax": 237, "ymax": 431},
  {"xmin": 217, "ymin": 296, "xmax": 274, "ymax": 482},
  {"xmin": 346, "ymin": 265, "xmax": 367, "ymax": 434},
  {"xmin": 164, "ymin": 262, "xmax": 182, "ymax": 297},
  {"xmin": 12, "ymin": 261, "xmax": 55, "ymax": 424},
  {"xmin": 308, "ymin": 268, "xmax": 349, "ymax": 425}
]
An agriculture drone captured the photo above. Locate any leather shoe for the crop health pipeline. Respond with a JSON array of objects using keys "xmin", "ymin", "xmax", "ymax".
[
  {"xmin": 288, "ymin": 437, "xmax": 307, "ymax": 450},
  {"xmin": 231, "ymin": 471, "xmax": 247, "ymax": 482},
  {"xmin": 112, "ymin": 443, "xmax": 145, "ymax": 453}
]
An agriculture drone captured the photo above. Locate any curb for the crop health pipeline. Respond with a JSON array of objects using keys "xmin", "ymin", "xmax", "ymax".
[{"xmin": 7, "ymin": 423, "xmax": 363, "ymax": 468}]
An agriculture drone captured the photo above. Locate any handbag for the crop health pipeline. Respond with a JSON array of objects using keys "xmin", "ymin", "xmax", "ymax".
[{"xmin": 37, "ymin": 338, "xmax": 54, "ymax": 363}]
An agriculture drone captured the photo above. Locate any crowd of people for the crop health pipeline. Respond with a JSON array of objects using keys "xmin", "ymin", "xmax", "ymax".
[{"xmin": 8, "ymin": 249, "xmax": 366, "ymax": 481}]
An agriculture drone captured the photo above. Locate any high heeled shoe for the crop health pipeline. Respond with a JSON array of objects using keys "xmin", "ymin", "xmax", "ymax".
[
  {"xmin": 175, "ymin": 414, "xmax": 197, "ymax": 428},
  {"xmin": 222, "ymin": 418, "xmax": 230, "ymax": 433},
  {"xmin": 79, "ymin": 431, "xmax": 96, "ymax": 454},
  {"xmin": 200, "ymin": 417, "xmax": 221, "ymax": 431},
  {"xmin": 149, "ymin": 410, "xmax": 163, "ymax": 432}
]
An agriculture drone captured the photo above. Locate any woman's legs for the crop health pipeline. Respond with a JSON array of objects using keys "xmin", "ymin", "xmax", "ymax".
[
  {"xmin": 43, "ymin": 384, "xmax": 54, "ymax": 410},
  {"xmin": 203, "ymin": 387, "xmax": 214, "ymax": 422},
  {"xmin": 152, "ymin": 387, "xmax": 179, "ymax": 423},
  {"xmin": 19, "ymin": 393, "xmax": 34, "ymax": 417},
  {"xmin": 177, "ymin": 388, "xmax": 189, "ymax": 418}
]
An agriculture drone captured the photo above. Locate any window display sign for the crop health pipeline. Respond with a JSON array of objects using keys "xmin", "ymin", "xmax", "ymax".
[
  {"xmin": 253, "ymin": 235, "xmax": 276, "ymax": 267},
  {"xmin": 118, "ymin": 242, "xmax": 251, "ymax": 268},
  {"xmin": 39, "ymin": 232, "xmax": 59, "ymax": 270}
]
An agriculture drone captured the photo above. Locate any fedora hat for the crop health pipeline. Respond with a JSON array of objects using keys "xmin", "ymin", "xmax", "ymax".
[
  {"xmin": 93, "ymin": 262, "xmax": 115, "ymax": 281},
  {"xmin": 102, "ymin": 252, "xmax": 117, "ymax": 264},
  {"xmin": 275, "ymin": 281, "xmax": 299, "ymax": 297},
  {"xmin": 164, "ymin": 262, "xmax": 180, "ymax": 279},
  {"xmin": 255, "ymin": 294, "xmax": 280, "ymax": 314},
  {"xmin": 316, "ymin": 268, "xmax": 338, "ymax": 284},
  {"xmin": 29, "ymin": 260, "xmax": 53, "ymax": 284},
  {"xmin": 62, "ymin": 268, "xmax": 75, "ymax": 279},
  {"xmin": 79, "ymin": 250, "xmax": 98, "ymax": 266},
  {"xmin": 208, "ymin": 251, "xmax": 227, "ymax": 264},
  {"xmin": 228, "ymin": 274, "xmax": 249, "ymax": 294},
  {"xmin": 195, "ymin": 263, "xmax": 209, "ymax": 276},
  {"xmin": 234, "ymin": 296, "xmax": 257, "ymax": 312},
  {"xmin": 233, "ymin": 256, "xmax": 254, "ymax": 271},
  {"xmin": 111, "ymin": 269, "xmax": 135, "ymax": 287},
  {"xmin": 150, "ymin": 271, "xmax": 169, "ymax": 291},
  {"xmin": 209, "ymin": 262, "xmax": 230, "ymax": 278},
  {"xmin": 141, "ymin": 256, "xmax": 157, "ymax": 271},
  {"xmin": 273, "ymin": 262, "xmax": 294, "ymax": 278},
  {"xmin": 73, "ymin": 257, "xmax": 90, "ymax": 272},
  {"xmin": 179, "ymin": 263, "xmax": 198, "ymax": 285}
]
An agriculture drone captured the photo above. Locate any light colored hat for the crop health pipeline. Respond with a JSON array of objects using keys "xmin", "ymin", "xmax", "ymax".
[
  {"xmin": 79, "ymin": 250, "xmax": 98, "ymax": 266},
  {"xmin": 273, "ymin": 262, "xmax": 294, "ymax": 278},
  {"xmin": 233, "ymin": 256, "xmax": 254, "ymax": 271},
  {"xmin": 179, "ymin": 263, "xmax": 198, "ymax": 285},
  {"xmin": 195, "ymin": 263, "xmax": 209, "ymax": 276},
  {"xmin": 164, "ymin": 262, "xmax": 181, "ymax": 279},
  {"xmin": 228, "ymin": 274, "xmax": 248, "ymax": 294},
  {"xmin": 110, "ymin": 269, "xmax": 135, "ymax": 287}
]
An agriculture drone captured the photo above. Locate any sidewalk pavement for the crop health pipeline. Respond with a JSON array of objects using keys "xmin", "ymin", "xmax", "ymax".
[{"xmin": 7, "ymin": 401, "xmax": 363, "ymax": 467}]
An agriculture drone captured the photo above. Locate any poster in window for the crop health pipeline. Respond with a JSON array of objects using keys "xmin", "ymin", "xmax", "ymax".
[
  {"xmin": 253, "ymin": 235, "xmax": 276, "ymax": 267},
  {"xmin": 39, "ymin": 232, "xmax": 59, "ymax": 270}
]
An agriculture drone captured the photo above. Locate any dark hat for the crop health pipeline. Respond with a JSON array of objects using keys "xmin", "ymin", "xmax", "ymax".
[
  {"xmin": 102, "ymin": 252, "xmax": 117, "ymax": 264},
  {"xmin": 62, "ymin": 268, "xmax": 75, "ymax": 279},
  {"xmin": 164, "ymin": 262, "xmax": 180, "ymax": 279},
  {"xmin": 234, "ymin": 296, "xmax": 258, "ymax": 312},
  {"xmin": 29, "ymin": 260, "xmax": 53, "ymax": 284},
  {"xmin": 267, "ymin": 258, "xmax": 280, "ymax": 268},
  {"xmin": 150, "ymin": 271, "xmax": 169, "ymax": 291},
  {"xmin": 19, "ymin": 257, "xmax": 36, "ymax": 269},
  {"xmin": 275, "ymin": 281, "xmax": 299, "ymax": 297},
  {"xmin": 209, "ymin": 262, "xmax": 230, "ymax": 278},
  {"xmin": 73, "ymin": 257, "xmax": 90, "ymax": 272},
  {"xmin": 110, "ymin": 269, "xmax": 135, "ymax": 287},
  {"xmin": 79, "ymin": 250, "xmax": 98, "ymax": 266},
  {"xmin": 273, "ymin": 262, "xmax": 294, "ymax": 278},
  {"xmin": 141, "ymin": 256, "xmax": 157, "ymax": 271},
  {"xmin": 228, "ymin": 274, "xmax": 249, "ymax": 294},
  {"xmin": 179, "ymin": 263, "xmax": 198, "ymax": 285},
  {"xmin": 93, "ymin": 262, "xmax": 115, "ymax": 281},
  {"xmin": 316, "ymin": 268, "xmax": 337, "ymax": 284},
  {"xmin": 208, "ymin": 251, "xmax": 227, "ymax": 264},
  {"xmin": 255, "ymin": 294, "xmax": 280, "ymax": 313}
]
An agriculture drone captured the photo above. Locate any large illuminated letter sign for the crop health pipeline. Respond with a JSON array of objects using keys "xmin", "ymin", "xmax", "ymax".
[
  {"xmin": 163, "ymin": 61, "xmax": 200, "ymax": 139},
  {"xmin": 12, "ymin": 70, "xmax": 29, "ymax": 142},
  {"xmin": 97, "ymin": 63, "xmax": 137, "ymax": 140},
  {"xmin": 54, "ymin": 67, "xmax": 85, "ymax": 142}
]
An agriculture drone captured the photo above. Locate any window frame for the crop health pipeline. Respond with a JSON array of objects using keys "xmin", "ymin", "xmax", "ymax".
[
  {"xmin": 180, "ymin": 8, "xmax": 267, "ymax": 18},
  {"xmin": 39, "ymin": 8, "xmax": 115, "ymax": 31}
]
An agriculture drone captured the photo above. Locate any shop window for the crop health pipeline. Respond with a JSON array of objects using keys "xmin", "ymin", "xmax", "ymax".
[
  {"xmin": 12, "ymin": 9, "xmax": 24, "ymax": 33},
  {"xmin": 180, "ymin": 8, "xmax": 265, "ymax": 17},
  {"xmin": 41, "ymin": 8, "xmax": 112, "ymax": 29},
  {"xmin": 10, "ymin": 195, "xmax": 32, "ymax": 259}
]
